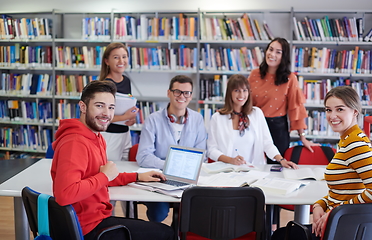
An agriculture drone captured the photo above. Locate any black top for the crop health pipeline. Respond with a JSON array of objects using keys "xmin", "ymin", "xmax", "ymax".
[{"xmin": 105, "ymin": 75, "xmax": 132, "ymax": 133}]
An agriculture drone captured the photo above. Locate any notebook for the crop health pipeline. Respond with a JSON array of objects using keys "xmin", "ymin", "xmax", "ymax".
[{"xmin": 136, "ymin": 145, "xmax": 205, "ymax": 191}]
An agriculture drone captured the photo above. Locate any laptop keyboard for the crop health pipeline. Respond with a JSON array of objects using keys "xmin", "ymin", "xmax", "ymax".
[{"xmin": 162, "ymin": 179, "xmax": 188, "ymax": 187}]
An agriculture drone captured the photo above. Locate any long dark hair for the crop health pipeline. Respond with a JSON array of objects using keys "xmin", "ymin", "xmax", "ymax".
[
  {"xmin": 259, "ymin": 37, "xmax": 291, "ymax": 86},
  {"xmin": 219, "ymin": 74, "xmax": 253, "ymax": 124},
  {"xmin": 99, "ymin": 42, "xmax": 128, "ymax": 81}
]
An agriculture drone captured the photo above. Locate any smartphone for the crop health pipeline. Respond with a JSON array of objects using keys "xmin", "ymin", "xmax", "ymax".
[{"xmin": 270, "ymin": 165, "xmax": 283, "ymax": 172}]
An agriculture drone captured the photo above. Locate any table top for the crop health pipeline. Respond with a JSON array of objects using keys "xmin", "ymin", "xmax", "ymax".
[
  {"xmin": 0, "ymin": 158, "xmax": 40, "ymax": 184},
  {"xmin": 0, "ymin": 158, "xmax": 329, "ymax": 205}
]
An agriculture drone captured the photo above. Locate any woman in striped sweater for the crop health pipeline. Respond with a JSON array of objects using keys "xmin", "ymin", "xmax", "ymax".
[
  {"xmin": 272, "ymin": 86, "xmax": 372, "ymax": 240},
  {"xmin": 312, "ymin": 86, "xmax": 372, "ymax": 237}
]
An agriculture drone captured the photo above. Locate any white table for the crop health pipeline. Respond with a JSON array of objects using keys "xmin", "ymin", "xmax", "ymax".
[{"xmin": 0, "ymin": 158, "xmax": 329, "ymax": 240}]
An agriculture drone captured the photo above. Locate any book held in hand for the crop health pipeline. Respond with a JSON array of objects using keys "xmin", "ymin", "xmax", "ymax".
[
  {"xmin": 202, "ymin": 161, "xmax": 255, "ymax": 174},
  {"xmin": 283, "ymin": 167, "xmax": 326, "ymax": 181},
  {"xmin": 250, "ymin": 178, "xmax": 309, "ymax": 195},
  {"xmin": 113, "ymin": 93, "xmax": 137, "ymax": 125}
]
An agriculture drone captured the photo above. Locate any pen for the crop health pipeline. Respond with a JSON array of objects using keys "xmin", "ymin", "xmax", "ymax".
[{"xmin": 235, "ymin": 149, "xmax": 240, "ymax": 157}]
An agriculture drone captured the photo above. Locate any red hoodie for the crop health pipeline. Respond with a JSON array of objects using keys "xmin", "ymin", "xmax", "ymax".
[{"xmin": 51, "ymin": 119, "xmax": 137, "ymax": 235}]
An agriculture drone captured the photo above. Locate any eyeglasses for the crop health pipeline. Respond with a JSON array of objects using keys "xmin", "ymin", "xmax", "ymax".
[{"xmin": 170, "ymin": 89, "xmax": 192, "ymax": 98}]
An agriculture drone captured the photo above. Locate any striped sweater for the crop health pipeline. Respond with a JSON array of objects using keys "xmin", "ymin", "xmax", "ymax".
[{"xmin": 315, "ymin": 124, "xmax": 372, "ymax": 212}]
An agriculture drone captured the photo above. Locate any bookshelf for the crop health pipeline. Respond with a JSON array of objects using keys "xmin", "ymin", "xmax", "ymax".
[{"xmin": 1, "ymin": 8, "xmax": 372, "ymax": 158}]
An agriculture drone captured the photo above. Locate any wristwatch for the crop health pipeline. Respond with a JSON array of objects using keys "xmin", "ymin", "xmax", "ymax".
[{"xmin": 299, "ymin": 132, "xmax": 306, "ymax": 137}]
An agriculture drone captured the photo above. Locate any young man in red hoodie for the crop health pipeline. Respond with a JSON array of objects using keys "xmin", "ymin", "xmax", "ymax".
[{"xmin": 51, "ymin": 80, "xmax": 174, "ymax": 240}]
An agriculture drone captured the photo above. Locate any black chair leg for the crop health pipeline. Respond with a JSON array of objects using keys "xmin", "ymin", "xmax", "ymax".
[
  {"xmin": 171, "ymin": 203, "xmax": 180, "ymax": 240},
  {"xmin": 273, "ymin": 205, "xmax": 280, "ymax": 227},
  {"xmin": 265, "ymin": 204, "xmax": 274, "ymax": 240}
]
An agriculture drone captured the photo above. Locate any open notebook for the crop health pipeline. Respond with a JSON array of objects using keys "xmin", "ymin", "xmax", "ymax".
[{"xmin": 136, "ymin": 145, "xmax": 205, "ymax": 191}]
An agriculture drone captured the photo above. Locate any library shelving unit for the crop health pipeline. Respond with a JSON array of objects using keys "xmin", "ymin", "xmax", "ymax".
[
  {"xmin": 2, "ymin": 8, "xmax": 372, "ymax": 158},
  {"xmin": 0, "ymin": 11, "xmax": 57, "ymax": 158},
  {"xmin": 290, "ymin": 9, "xmax": 372, "ymax": 142}
]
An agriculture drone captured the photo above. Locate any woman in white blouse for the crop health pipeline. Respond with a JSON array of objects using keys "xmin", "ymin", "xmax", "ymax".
[{"xmin": 207, "ymin": 74, "xmax": 297, "ymax": 168}]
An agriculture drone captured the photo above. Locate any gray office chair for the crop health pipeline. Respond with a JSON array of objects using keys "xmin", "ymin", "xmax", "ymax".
[
  {"xmin": 284, "ymin": 203, "xmax": 372, "ymax": 240},
  {"xmin": 22, "ymin": 186, "xmax": 131, "ymax": 240}
]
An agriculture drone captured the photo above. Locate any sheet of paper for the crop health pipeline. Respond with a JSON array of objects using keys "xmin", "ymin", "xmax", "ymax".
[{"xmin": 113, "ymin": 93, "xmax": 137, "ymax": 125}]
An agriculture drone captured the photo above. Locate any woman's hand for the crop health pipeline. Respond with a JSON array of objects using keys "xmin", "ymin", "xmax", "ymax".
[
  {"xmin": 123, "ymin": 106, "xmax": 138, "ymax": 120},
  {"xmin": 301, "ymin": 137, "xmax": 321, "ymax": 153},
  {"xmin": 312, "ymin": 204, "xmax": 325, "ymax": 224},
  {"xmin": 230, "ymin": 155, "xmax": 246, "ymax": 165},
  {"xmin": 280, "ymin": 159, "xmax": 299, "ymax": 169},
  {"xmin": 312, "ymin": 210, "xmax": 329, "ymax": 237},
  {"xmin": 124, "ymin": 118, "xmax": 136, "ymax": 126}
]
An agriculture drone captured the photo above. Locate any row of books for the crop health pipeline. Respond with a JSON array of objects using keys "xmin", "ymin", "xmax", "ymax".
[
  {"xmin": 293, "ymin": 16, "xmax": 372, "ymax": 42},
  {"xmin": 82, "ymin": 17, "xmax": 110, "ymax": 40},
  {"xmin": 114, "ymin": 14, "xmax": 198, "ymax": 41},
  {"xmin": 0, "ymin": 99, "xmax": 82, "ymax": 124},
  {"xmin": 305, "ymin": 110, "xmax": 335, "ymax": 137},
  {"xmin": 0, "ymin": 73, "xmax": 98, "ymax": 96},
  {"xmin": 0, "ymin": 100, "xmax": 52, "ymax": 123},
  {"xmin": 55, "ymin": 46, "xmax": 106, "ymax": 69},
  {"xmin": 57, "ymin": 100, "xmax": 81, "ymax": 120},
  {"xmin": 0, "ymin": 15, "xmax": 52, "ymax": 40},
  {"xmin": 200, "ymin": 44, "xmax": 264, "ymax": 71},
  {"xmin": 0, "ymin": 151, "xmax": 45, "ymax": 160},
  {"xmin": 0, "ymin": 45, "xmax": 52, "ymax": 67},
  {"xmin": 293, "ymin": 47, "xmax": 372, "ymax": 74},
  {"xmin": 200, "ymin": 14, "xmax": 274, "ymax": 41},
  {"xmin": 299, "ymin": 77, "xmax": 371, "ymax": 105},
  {"xmin": 199, "ymin": 75, "xmax": 228, "ymax": 101},
  {"xmin": 0, "ymin": 126, "xmax": 52, "ymax": 151},
  {"xmin": 127, "ymin": 45, "xmax": 197, "ymax": 70},
  {"xmin": 130, "ymin": 131, "xmax": 140, "ymax": 145},
  {"xmin": 133, "ymin": 101, "xmax": 168, "ymax": 125},
  {"xmin": 305, "ymin": 110, "xmax": 366, "ymax": 138}
]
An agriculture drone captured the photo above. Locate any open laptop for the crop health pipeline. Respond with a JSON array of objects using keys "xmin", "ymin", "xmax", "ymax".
[{"xmin": 136, "ymin": 145, "xmax": 205, "ymax": 191}]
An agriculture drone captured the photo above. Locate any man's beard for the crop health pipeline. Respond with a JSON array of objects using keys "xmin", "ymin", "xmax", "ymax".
[{"xmin": 85, "ymin": 109, "xmax": 111, "ymax": 132}]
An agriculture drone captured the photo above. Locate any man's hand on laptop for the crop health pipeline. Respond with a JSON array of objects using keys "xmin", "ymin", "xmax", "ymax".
[{"xmin": 138, "ymin": 171, "xmax": 166, "ymax": 182}]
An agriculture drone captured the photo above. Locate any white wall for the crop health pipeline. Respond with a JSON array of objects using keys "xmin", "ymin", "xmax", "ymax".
[{"xmin": 1, "ymin": 0, "xmax": 371, "ymax": 13}]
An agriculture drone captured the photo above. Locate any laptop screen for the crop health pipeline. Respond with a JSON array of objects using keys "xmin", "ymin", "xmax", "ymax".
[{"xmin": 163, "ymin": 145, "xmax": 205, "ymax": 182}]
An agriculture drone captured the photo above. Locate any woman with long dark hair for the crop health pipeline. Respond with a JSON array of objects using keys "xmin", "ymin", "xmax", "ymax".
[{"xmin": 248, "ymin": 37, "xmax": 319, "ymax": 163}]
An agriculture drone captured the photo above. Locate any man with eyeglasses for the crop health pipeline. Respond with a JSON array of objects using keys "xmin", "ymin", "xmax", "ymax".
[{"xmin": 136, "ymin": 75, "xmax": 207, "ymax": 223}]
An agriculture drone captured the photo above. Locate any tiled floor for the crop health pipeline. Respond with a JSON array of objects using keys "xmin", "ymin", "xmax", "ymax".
[{"xmin": 0, "ymin": 196, "xmax": 295, "ymax": 240}]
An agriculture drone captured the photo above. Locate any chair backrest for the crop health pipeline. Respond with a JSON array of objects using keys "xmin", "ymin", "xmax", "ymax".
[
  {"xmin": 45, "ymin": 144, "xmax": 54, "ymax": 159},
  {"xmin": 128, "ymin": 143, "xmax": 139, "ymax": 162},
  {"xmin": 179, "ymin": 186, "xmax": 265, "ymax": 240},
  {"xmin": 22, "ymin": 186, "xmax": 84, "ymax": 240},
  {"xmin": 322, "ymin": 203, "xmax": 372, "ymax": 240},
  {"xmin": 363, "ymin": 116, "xmax": 372, "ymax": 138},
  {"xmin": 284, "ymin": 146, "xmax": 336, "ymax": 165}
]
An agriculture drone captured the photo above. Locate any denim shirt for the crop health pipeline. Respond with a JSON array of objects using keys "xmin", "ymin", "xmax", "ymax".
[{"xmin": 136, "ymin": 107, "xmax": 207, "ymax": 169}]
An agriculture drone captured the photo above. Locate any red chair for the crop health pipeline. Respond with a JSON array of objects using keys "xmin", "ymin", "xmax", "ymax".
[
  {"xmin": 363, "ymin": 116, "xmax": 372, "ymax": 138},
  {"xmin": 275, "ymin": 145, "xmax": 336, "ymax": 226},
  {"xmin": 128, "ymin": 143, "xmax": 139, "ymax": 162}
]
